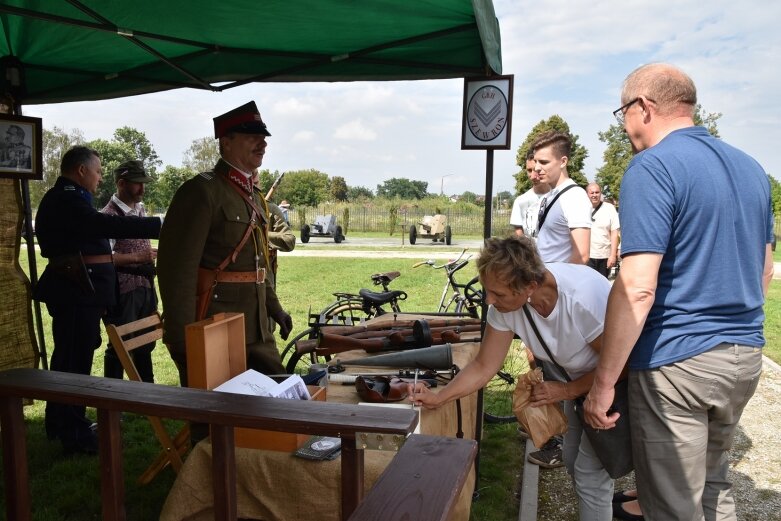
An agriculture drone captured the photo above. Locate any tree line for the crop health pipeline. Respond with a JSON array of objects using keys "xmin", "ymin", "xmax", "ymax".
[{"xmin": 34, "ymin": 104, "xmax": 780, "ymax": 215}]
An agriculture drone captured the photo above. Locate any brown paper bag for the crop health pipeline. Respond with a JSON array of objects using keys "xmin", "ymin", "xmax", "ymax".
[{"xmin": 512, "ymin": 367, "xmax": 568, "ymax": 448}]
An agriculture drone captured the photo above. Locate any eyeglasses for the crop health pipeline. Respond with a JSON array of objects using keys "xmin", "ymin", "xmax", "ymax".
[
  {"xmin": 613, "ymin": 97, "xmax": 656, "ymax": 126},
  {"xmin": 612, "ymin": 98, "xmax": 641, "ymax": 126}
]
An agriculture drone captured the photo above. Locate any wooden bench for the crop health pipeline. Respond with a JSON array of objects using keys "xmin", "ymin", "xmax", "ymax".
[
  {"xmin": 347, "ymin": 434, "xmax": 477, "ymax": 521},
  {"xmin": 0, "ymin": 368, "xmax": 427, "ymax": 521}
]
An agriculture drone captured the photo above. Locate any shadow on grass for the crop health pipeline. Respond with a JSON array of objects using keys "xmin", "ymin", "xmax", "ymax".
[{"xmin": 0, "ymin": 408, "xmax": 180, "ymax": 520}]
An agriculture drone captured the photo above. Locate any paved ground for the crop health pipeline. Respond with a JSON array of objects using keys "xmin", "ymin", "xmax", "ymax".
[{"xmin": 282, "ymin": 236, "xmax": 485, "ymax": 259}]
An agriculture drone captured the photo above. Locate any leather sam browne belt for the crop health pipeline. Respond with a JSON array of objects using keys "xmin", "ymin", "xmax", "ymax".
[
  {"xmin": 82, "ymin": 254, "xmax": 113, "ymax": 264},
  {"xmin": 212, "ymin": 268, "xmax": 266, "ymax": 284},
  {"xmin": 195, "ymin": 267, "xmax": 266, "ymax": 321}
]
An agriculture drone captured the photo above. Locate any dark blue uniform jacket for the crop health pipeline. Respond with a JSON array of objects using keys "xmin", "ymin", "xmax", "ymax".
[{"xmin": 33, "ymin": 176, "xmax": 161, "ymax": 307}]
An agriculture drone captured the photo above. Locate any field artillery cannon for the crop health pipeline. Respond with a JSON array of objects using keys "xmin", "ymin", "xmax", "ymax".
[
  {"xmin": 301, "ymin": 214, "xmax": 345, "ymax": 243},
  {"xmin": 409, "ymin": 214, "xmax": 452, "ymax": 245}
]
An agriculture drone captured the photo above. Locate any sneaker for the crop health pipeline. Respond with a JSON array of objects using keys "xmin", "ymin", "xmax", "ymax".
[{"xmin": 527, "ymin": 438, "xmax": 563, "ymax": 468}]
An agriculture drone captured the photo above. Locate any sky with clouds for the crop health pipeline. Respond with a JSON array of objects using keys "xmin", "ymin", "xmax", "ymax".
[{"xmin": 24, "ymin": 0, "xmax": 781, "ymax": 197}]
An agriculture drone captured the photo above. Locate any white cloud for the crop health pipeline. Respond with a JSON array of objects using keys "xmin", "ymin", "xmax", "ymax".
[
  {"xmin": 271, "ymin": 97, "xmax": 316, "ymax": 116},
  {"xmin": 22, "ymin": 0, "xmax": 781, "ymax": 198},
  {"xmin": 333, "ymin": 119, "xmax": 377, "ymax": 141},
  {"xmin": 290, "ymin": 130, "xmax": 315, "ymax": 143}
]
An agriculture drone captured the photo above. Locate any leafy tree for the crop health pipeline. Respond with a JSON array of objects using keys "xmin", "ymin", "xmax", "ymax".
[
  {"xmin": 88, "ymin": 138, "xmax": 136, "ymax": 208},
  {"xmin": 494, "ymin": 190, "xmax": 512, "ymax": 209},
  {"xmin": 256, "ymin": 169, "xmax": 284, "ymax": 200},
  {"xmin": 113, "ymin": 126, "xmax": 161, "ymax": 173},
  {"xmin": 80, "ymin": 127, "xmax": 162, "ymax": 209},
  {"xmin": 513, "ymin": 115, "xmax": 589, "ymax": 194},
  {"xmin": 768, "ymin": 175, "xmax": 781, "ymax": 216},
  {"xmin": 150, "ymin": 165, "xmax": 196, "ymax": 212},
  {"xmin": 182, "ymin": 136, "xmax": 220, "ymax": 173},
  {"xmin": 33, "ymin": 126, "xmax": 85, "ymax": 207},
  {"xmin": 595, "ymin": 104, "xmax": 722, "ymax": 201},
  {"xmin": 330, "ymin": 176, "xmax": 348, "ymax": 202},
  {"xmin": 460, "ymin": 191, "xmax": 478, "ymax": 205},
  {"xmin": 376, "ymin": 177, "xmax": 428, "ymax": 199},
  {"xmin": 275, "ymin": 169, "xmax": 330, "ymax": 207},
  {"xmin": 347, "ymin": 185, "xmax": 374, "ymax": 201}
]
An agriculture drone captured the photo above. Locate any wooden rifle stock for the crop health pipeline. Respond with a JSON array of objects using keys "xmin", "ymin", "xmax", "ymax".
[
  {"xmin": 319, "ymin": 317, "xmax": 481, "ymax": 337},
  {"xmin": 315, "ymin": 329, "xmax": 479, "ymax": 356},
  {"xmin": 264, "ymin": 172, "xmax": 285, "ymax": 201}
]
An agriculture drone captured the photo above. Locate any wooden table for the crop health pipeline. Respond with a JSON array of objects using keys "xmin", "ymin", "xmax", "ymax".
[{"xmin": 160, "ymin": 339, "xmax": 480, "ymax": 521}]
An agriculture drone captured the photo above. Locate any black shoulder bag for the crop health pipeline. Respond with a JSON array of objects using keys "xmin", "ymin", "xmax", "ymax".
[
  {"xmin": 522, "ymin": 305, "xmax": 633, "ymax": 479},
  {"xmin": 537, "ymin": 183, "xmax": 580, "ymax": 232}
]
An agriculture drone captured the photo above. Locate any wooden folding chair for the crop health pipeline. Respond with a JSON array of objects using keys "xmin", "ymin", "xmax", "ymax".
[{"xmin": 105, "ymin": 312, "xmax": 190, "ymax": 485}]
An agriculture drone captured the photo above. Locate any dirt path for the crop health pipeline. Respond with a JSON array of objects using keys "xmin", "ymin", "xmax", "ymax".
[{"xmin": 536, "ymin": 359, "xmax": 781, "ymax": 521}]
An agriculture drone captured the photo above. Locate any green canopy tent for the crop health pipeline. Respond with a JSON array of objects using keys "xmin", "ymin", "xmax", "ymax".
[
  {"xmin": 0, "ymin": 3, "xmax": 503, "ymax": 510},
  {"xmin": 0, "ymin": 0, "xmax": 502, "ymax": 375},
  {"xmin": 0, "ymin": 0, "xmax": 501, "ymax": 102}
]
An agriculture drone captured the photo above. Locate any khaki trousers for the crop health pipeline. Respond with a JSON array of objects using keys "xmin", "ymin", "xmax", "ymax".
[{"xmin": 630, "ymin": 343, "xmax": 762, "ymax": 521}]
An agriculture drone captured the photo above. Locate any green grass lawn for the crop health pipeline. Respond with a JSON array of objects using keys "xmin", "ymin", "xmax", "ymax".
[{"xmin": 5, "ymin": 247, "xmax": 781, "ymax": 520}]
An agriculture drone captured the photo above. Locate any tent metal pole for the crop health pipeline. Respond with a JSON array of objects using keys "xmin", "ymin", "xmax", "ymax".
[
  {"xmin": 471, "ymin": 148, "xmax": 495, "ymax": 500},
  {"xmin": 20, "ymin": 178, "xmax": 48, "ymax": 370},
  {"xmin": 483, "ymin": 149, "xmax": 494, "ymax": 239}
]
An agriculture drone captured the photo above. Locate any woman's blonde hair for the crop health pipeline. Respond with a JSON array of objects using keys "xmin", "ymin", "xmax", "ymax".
[{"xmin": 476, "ymin": 236, "xmax": 546, "ymax": 293}]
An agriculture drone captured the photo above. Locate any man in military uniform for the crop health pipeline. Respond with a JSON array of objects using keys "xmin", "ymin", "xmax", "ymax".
[
  {"xmin": 34, "ymin": 146, "xmax": 162, "ymax": 455},
  {"xmin": 157, "ymin": 101, "xmax": 293, "ymax": 387}
]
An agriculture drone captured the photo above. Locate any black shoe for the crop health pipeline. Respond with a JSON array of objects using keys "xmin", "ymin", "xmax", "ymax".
[
  {"xmin": 62, "ymin": 431, "xmax": 98, "ymax": 456},
  {"xmin": 613, "ymin": 501, "xmax": 644, "ymax": 521},
  {"xmin": 527, "ymin": 438, "xmax": 563, "ymax": 469},
  {"xmin": 613, "ymin": 490, "xmax": 638, "ymax": 503}
]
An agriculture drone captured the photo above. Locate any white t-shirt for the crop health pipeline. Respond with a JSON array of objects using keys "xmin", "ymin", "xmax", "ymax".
[
  {"xmin": 589, "ymin": 202, "xmax": 620, "ymax": 259},
  {"xmin": 487, "ymin": 263, "xmax": 610, "ymax": 380},
  {"xmin": 536, "ymin": 179, "xmax": 592, "ymax": 262},
  {"xmin": 509, "ymin": 188, "xmax": 548, "ymax": 237}
]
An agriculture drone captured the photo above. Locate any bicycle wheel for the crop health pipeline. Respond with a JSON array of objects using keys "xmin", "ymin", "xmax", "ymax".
[
  {"xmin": 280, "ymin": 327, "xmax": 317, "ymax": 373},
  {"xmin": 483, "ymin": 339, "xmax": 527, "ymax": 424},
  {"xmin": 283, "ymin": 300, "xmax": 368, "ymax": 374},
  {"xmin": 453, "ymin": 297, "xmax": 480, "ymax": 319}
]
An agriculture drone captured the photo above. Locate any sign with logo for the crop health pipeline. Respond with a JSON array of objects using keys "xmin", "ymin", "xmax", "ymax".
[{"xmin": 461, "ymin": 75, "xmax": 514, "ymax": 150}]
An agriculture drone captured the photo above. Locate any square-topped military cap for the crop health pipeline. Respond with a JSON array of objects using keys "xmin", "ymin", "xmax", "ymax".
[
  {"xmin": 114, "ymin": 160, "xmax": 153, "ymax": 183},
  {"xmin": 213, "ymin": 101, "xmax": 271, "ymax": 138}
]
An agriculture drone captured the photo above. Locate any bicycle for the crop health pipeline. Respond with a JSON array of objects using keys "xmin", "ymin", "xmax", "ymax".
[
  {"xmin": 414, "ymin": 251, "xmax": 522, "ymax": 424},
  {"xmin": 279, "ymin": 249, "xmax": 522, "ymax": 423}
]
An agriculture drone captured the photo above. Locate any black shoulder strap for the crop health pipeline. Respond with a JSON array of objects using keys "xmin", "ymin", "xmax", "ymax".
[
  {"xmin": 538, "ymin": 184, "xmax": 580, "ymax": 232},
  {"xmin": 522, "ymin": 305, "xmax": 571, "ymax": 382},
  {"xmin": 591, "ymin": 202, "xmax": 603, "ymax": 220}
]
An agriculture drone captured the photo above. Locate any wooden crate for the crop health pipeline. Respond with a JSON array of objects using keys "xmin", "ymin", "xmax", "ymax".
[{"xmin": 185, "ymin": 312, "xmax": 327, "ymax": 451}]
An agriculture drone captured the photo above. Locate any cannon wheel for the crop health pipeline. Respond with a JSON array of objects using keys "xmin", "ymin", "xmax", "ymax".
[
  {"xmin": 409, "ymin": 225, "xmax": 417, "ymax": 245},
  {"xmin": 301, "ymin": 224, "xmax": 310, "ymax": 243},
  {"xmin": 445, "ymin": 225, "xmax": 452, "ymax": 245},
  {"xmin": 334, "ymin": 225, "xmax": 344, "ymax": 243}
]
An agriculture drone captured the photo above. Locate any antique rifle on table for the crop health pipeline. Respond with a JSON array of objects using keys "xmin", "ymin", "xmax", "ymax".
[{"xmin": 304, "ymin": 319, "xmax": 482, "ymax": 356}]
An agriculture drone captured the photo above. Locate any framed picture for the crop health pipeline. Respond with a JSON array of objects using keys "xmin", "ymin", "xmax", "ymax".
[
  {"xmin": 0, "ymin": 113, "xmax": 42, "ymax": 180},
  {"xmin": 461, "ymin": 74, "xmax": 514, "ymax": 150}
]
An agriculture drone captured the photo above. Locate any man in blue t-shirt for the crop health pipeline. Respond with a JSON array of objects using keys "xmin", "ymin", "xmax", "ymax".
[{"xmin": 584, "ymin": 63, "xmax": 773, "ymax": 521}]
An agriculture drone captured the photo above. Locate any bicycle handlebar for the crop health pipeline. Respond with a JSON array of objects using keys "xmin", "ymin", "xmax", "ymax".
[{"xmin": 412, "ymin": 248, "xmax": 470, "ymax": 270}]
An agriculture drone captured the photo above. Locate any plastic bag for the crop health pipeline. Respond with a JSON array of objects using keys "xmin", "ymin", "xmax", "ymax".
[{"xmin": 512, "ymin": 367, "xmax": 568, "ymax": 448}]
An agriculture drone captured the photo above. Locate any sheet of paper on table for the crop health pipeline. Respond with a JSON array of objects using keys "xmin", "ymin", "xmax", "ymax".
[{"xmin": 214, "ymin": 369, "xmax": 312, "ymax": 400}]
